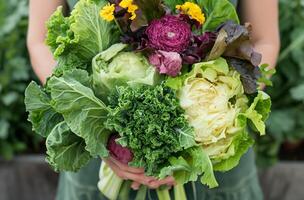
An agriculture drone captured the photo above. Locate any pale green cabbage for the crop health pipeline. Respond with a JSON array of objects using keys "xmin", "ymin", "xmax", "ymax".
[
  {"xmin": 177, "ymin": 58, "xmax": 270, "ymax": 170},
  {"xmin": 92, "ymin": 43, "xmax": 161, "ymax": 100}
]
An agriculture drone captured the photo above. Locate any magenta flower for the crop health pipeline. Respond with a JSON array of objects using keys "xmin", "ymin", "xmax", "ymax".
[
  {"xmin": 145, "ymin": 15, "xmax": 192, "ymax": 53},
  {"xmin": 149, "ymin": 50, "xmax": 182, "ymax": 77}
]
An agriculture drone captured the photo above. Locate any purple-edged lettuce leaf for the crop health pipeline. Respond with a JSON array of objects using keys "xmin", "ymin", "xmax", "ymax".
[
  {"xmin": 227, "ymin": 58, "xmax": 261, "ymax": 94},
  {"xmin": 207, "ymin": 21, "xmax": 262, "ymax": 67}
]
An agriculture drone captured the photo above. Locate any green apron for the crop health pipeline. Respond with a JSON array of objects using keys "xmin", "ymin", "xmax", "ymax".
[{"xmin": 56, "ymin": 1, "xmax": 263, "ymax": 199}]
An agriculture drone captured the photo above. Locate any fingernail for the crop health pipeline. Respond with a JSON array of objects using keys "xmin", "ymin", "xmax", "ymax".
[{"xmin": 132, "ymin": 186, "xmax": 139, "ymax": 190}]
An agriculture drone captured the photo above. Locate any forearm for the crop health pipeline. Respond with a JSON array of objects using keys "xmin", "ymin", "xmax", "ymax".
[
  {"xmin": 239, "ymin": 0, "xmax": 280, "ymax": 69},
  {"xmin": 254, "ymin": 42, "xmax": 280, "ymax": 69},
  {"xmin": 27, "ymin": 0, "xmax": 66, "ymax": 84},
  {"xmin": 28, "ymin": 43, "xmax": 56, "ymax": 84}
]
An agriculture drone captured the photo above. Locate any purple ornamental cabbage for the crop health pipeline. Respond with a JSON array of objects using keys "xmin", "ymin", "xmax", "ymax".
[
  {"xmin": 182, "ymin": 32, "xmax": 217, "ymax": 64},
  {"xmin": 149, "ymin": 50, "xmax": 182, "ymax": 77},
  {"xmin": 145, "ymin": 15, "xmax": 192, "ymax": 53}
]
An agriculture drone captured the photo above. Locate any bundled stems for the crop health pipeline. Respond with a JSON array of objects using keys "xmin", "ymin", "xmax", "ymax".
[
  {"xmin": 156, "ymin": 188, "xmax": 171, "ymax": 200},
  {"xmin": 174, "ymin": 184, "xmax": 187, "ymax": 200}
]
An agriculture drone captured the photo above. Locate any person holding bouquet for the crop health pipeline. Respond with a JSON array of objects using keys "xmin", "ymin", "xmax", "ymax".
[{"xmin": 27, "ymin": 0, "xmax": 280, "ymax": 199}]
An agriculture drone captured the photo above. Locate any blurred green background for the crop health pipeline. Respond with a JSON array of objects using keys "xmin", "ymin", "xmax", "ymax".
[
  {"xmin": 0, "ymin": 0, "xmax": 304, "ymax": 166},
  {"xmin": 0, "ymin": 0, "xmax": 42, "ymax": 159}
]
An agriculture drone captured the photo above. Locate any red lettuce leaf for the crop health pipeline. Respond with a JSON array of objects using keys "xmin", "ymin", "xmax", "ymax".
[{"xmin": 208, "ymin": 21, "xmax": 262, "ymax": 66}]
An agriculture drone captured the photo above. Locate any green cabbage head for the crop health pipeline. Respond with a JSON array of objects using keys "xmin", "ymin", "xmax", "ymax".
[
  {"xmin": 92, "ymin": 43, "xmax": 161, "ymax": 100},
  {"xmin": 176, "ymin": 57, "xmax": 271, "ymax": 171}
]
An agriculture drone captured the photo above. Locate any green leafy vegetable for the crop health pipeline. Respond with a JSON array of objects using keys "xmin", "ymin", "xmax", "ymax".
[
  {"xmin": 159, "ymin": 147, "xmax": 218, "ymax": 188},
  {"xmin": 244, "ymin": 91, "xmax": 271, "ymax": 135},
  {"xmin": 46, "ymin": 6, "xmax": 76, "ymax": 58},
  {"xmin": 258, "ymin": 64, "xmax": 276, "ymax": 87},
  {"xmin": 92, "ymin": 43, "xmax": 161, "ymax": 100},
  {"xmin": 198, "ymin": 0, "xmax": 239, "ymax": 32},
  {"xmin": 46, "ymin": 121, "xmax": 91, "ymax": 172},
  {"xmin": 25, "ymin": 82, "xmax": 63, "ymax": 137},
  {"xmin": 25, "ymin": 81, "xmax": 93, "ymax": 171},
  {"xmin": 69, "ymin": 0, "xmax": 118, "ymax": 59},
  {"xmin": 48, "ymin": 69, "xmax": 111, "ymax": 157},
  {"xmin": 213, "ymin": 130, "xmax": 254, "ymax": 171},
  {"xmin": 174, "ymin": 58, "xmax": 271, "ymax": 172},
  {"xmin": 46, "ymin": 0, "xmax": 119, "ymax": 74},
  {"xmin": 105, "ymin": 84, "xmax": 196, "ymax": 176}
]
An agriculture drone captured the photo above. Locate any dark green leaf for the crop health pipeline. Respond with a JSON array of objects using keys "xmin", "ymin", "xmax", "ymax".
[
  {"xmin": 199, "ymin": 0, "xmax": 239, "ymax": 32},
  {"xmin": 24, "ymin": 81, "xmax": 63, "ymax": 137},
  {"xmin": 46, "ymin": 121, "xmax": 91, "ymax": 172},
  {"xmin": 48, "ymin": 69, "xmax": 110, "ymax": 157}
]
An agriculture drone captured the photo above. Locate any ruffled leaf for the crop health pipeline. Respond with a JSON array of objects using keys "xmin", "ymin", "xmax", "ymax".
[
  {"xmin": 48, "ymin": 69, "xmax": 110, "ymax": 157},
  {"xmin": 24, "ymin": 81, "xmax": 63, "ymax": 137},
  {"xmin": 46, "ymin": 121, "xmax": 91, "ymax": 172}
]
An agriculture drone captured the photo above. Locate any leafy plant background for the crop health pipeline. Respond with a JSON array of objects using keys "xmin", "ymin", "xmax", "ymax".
[
  {"xmin": 0, "ymin": 0, "xmax": 304, "ymax": 164},
  {"xmin": 255, "ymin": 0, "xmax": 304, "ymax": 167},
  {"xmin": 0, "ymin": 0, "xmax": 42, "ymax": 159}
]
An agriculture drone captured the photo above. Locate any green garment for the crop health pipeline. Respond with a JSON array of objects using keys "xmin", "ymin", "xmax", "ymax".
[
  {"xmin": 57, "ymin": 0, "xmax": 263, "ymax": 199},
  {"xmin": 67, "ymin": 0, "xmax": 77, "ymax": 8},
  {"xmin": 56, "ymin": 149, "xmax": 262, "ymax": 200}
]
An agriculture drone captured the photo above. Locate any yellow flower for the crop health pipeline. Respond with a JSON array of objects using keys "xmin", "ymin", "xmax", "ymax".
[
  {"xmin": 119, "ymin": 0, "xmax": 133, "ymax": 8},
  {"xmin": 119, "ymin": 0, "xmax": 138, "ymax": 20},
  {"xmin": 176, "ymin": 2, "xmax": 205, "ymax": 25},
  {"xmin": 100, "ymin": 3, "xmax": 115, "ymax": 22},
  {"xmin": 127, "ymin": 4, "xmax": 138, "ymax": 20}
]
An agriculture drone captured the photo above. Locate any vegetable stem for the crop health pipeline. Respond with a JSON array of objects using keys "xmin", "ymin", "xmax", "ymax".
[
  {"xmin": 118, "ymin": 181, "xmax": 132, "ymax": 200},
  {"xmin": 156, "ymin": 188, "xmax": 171, "ymax": 200},
  {"xmin": 98, "ymin": 162, "xmax": 123, "ymax": 200},
  {"xmin": 114, "ymin": 19, "xmax": 123, "ymax": 34},
  {"xmin": 174, "ymin": 184, "xmax": 187, "ymax": 200},
  {"xmin": 135, "ymin": 186, "xmax": 148, "ymax": 200}
]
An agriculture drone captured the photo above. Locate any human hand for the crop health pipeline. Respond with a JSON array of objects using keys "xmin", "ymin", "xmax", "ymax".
[{"xmin": 104, "ymin": 156, "xmax": 175, "ymax": 190}]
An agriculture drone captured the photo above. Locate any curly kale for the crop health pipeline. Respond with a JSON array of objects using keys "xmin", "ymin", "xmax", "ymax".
[{"xmin": 105, "ymin": 84, "xmax": 195, "ymax": 176}]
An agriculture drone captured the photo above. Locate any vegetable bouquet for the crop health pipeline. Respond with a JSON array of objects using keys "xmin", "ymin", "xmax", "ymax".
[{"xmin": 24, "ymin": 0, "xmax": 274, "ymax": 199}]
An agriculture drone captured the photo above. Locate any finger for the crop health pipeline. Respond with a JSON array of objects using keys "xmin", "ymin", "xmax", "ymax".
[
  {"xmin": 149, "ymin": 176, "xmax": 176, "ymax": 189},
  {"xmin": 103, "ymin": 158, "xmax": 128, "ymax": 180},
  {"xmin": 131, "ymin": 181, "xmax": 141, "ymax": 190},
  {"xmin": 104, "ymin": 158, "xmax": 156, "ymax": 185},
  {"xmin": 123, "ymin": 171, "xmax": 156, "ymax": 186},
  {"xmin": 110, "ymin": 156, "xmax": 145, "ymax": 174}
]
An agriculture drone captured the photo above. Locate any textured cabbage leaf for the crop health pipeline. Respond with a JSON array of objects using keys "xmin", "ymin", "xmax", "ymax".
[
  {"xmin": 69, "ymin": 0, "xmax": 118, "ymax": 59},
  {"xmin": 46, "ymin": 121, "xmax": 91, "ymax": 172},
  {"xmin": 244, "ymin": 91, "xmax": 271, "ymax": 135},
  {"xmin": 48, "ymin": 69, "xmax": 110, "ymax": 157},
  {"xmin": 46, "ymin": 6, "xmax": 76, "ymax": 58},
  {"xmin": 198, "ymin": 0, "xmax": 239, "ymax": 32},
  {"xmin": 46, "ymin": 0, "xmax": 119, "ymax": 74},
  {"xmin": 159, "ymin": 147, "xmax": 218, "ymax": 188},
  {"xmin": 212, "ymin": 130, "xmax": 254, "ymax": 171},
  {"xmin": 92, "ymin": 43, "xmax": 161, "ymax": 100},
  {"xmin": 24, "ymin": 81, "xmax": 63, "ymax": 137}
]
